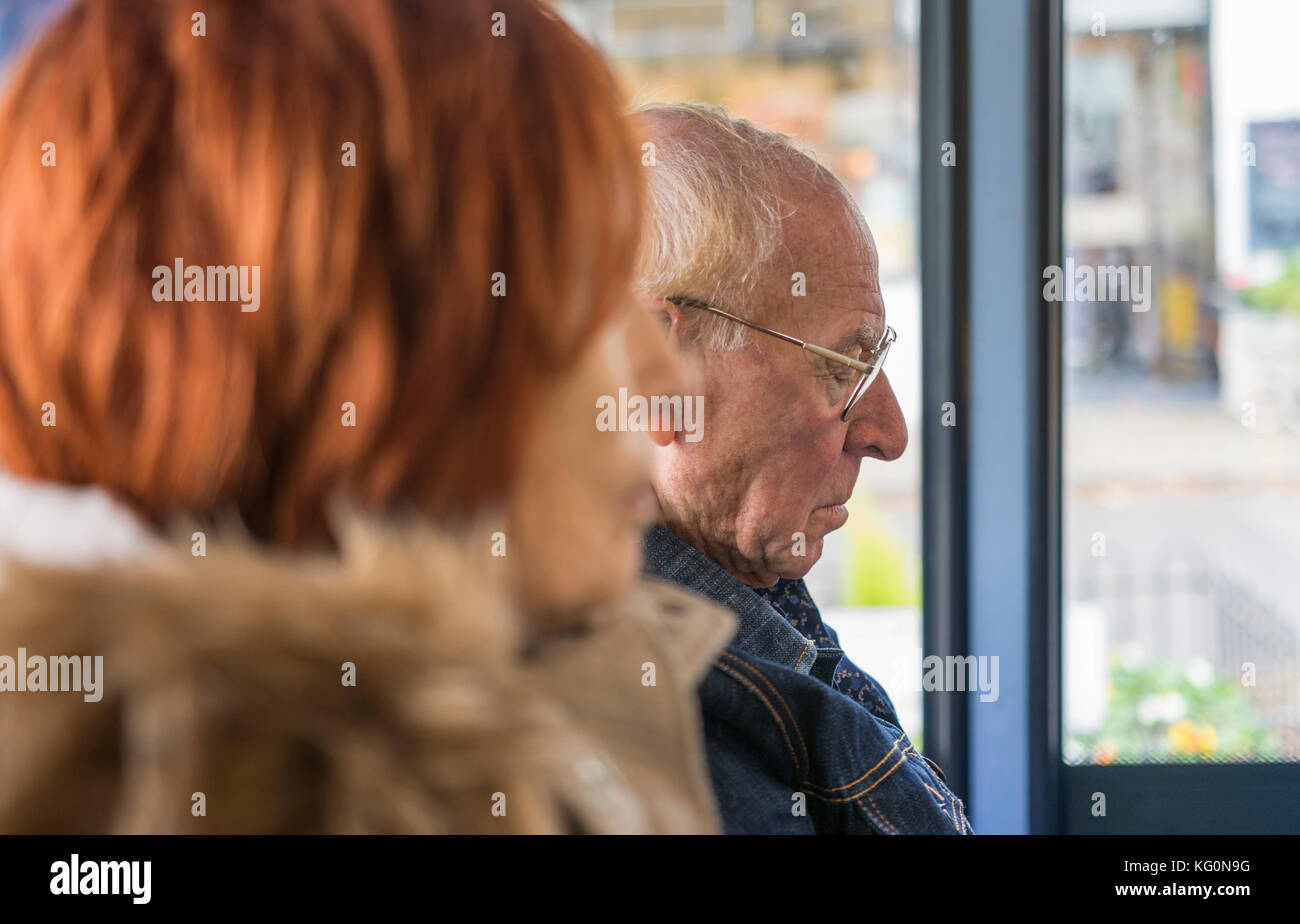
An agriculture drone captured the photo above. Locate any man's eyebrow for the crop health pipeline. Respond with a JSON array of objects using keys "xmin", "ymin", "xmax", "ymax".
[{"xmin": 835, "ymin": 318, "xmax": 886, "ymax": 355}]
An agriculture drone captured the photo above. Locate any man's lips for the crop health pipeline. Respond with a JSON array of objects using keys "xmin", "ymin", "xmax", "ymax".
[{"xmin": 814, "ymin": 501, "xmax": 850, "ymax": 524}]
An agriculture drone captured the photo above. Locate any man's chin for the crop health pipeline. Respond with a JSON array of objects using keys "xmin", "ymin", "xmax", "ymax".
[
  {"xmin": 726, "ymin": 530, "xmax": 825, "ymax": 586},
  {"xmin": 771, "ymin": 539, "xmax": 824, "ymax": 581},
  {"xmin": 730, "ymin": 548, "xmax": 820, "ymax": 587}
]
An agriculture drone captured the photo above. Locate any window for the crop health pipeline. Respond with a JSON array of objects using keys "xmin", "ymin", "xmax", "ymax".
[{"xmin": 1062, "ymin": 0, "xmax": 1300, "ymax": 768}]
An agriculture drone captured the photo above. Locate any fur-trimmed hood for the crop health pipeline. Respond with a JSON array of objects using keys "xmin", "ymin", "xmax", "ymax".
[{"xmin": 0, "ymin": 476, "xmax": 736, "ymax": 833}]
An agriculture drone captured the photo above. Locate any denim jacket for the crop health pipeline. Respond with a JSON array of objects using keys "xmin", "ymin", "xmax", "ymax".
[{"xmin": 644, "ymin": 524, "xmax": 973, "ymax": 835}]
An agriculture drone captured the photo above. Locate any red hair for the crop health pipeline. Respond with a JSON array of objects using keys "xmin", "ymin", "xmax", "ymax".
[{"xmin": 0, "ymin": 0, "xmax": 642, "ymax": 544}]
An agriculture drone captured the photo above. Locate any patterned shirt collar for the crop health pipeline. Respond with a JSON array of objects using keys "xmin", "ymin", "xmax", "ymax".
[{"xmin": 641, "ymin": 524, "xmax": 820, "ymax": 675}]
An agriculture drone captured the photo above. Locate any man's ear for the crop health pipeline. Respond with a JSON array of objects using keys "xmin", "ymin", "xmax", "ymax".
[{"xmin": 647, "ymin": 419, "xmax": 677, "ymax": 447}]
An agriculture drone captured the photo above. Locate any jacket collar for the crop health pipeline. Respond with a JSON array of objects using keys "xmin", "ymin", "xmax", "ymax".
[
  {"xmin": 642, "ymin": 523, "xmax": 818, "ymax": 675},
  {"xmin": 0, "ymin": 492, "xmax": 733, "ymax": 833}
]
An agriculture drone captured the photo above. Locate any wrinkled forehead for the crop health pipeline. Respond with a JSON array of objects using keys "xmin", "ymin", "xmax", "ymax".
[{"xmin": 765, "ymin": 176, "xmax": 885, "ymax": 343}]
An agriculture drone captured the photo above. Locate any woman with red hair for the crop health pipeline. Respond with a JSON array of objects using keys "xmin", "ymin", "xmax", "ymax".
[{"xmin": 0, "ymin": 0, "xmax": 733, "ymax": 833}]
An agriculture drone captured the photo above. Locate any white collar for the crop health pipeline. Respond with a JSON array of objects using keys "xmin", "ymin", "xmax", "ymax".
[{"xmin": 0, "ymin": 471, "xmax": 157, "ymax": 568}]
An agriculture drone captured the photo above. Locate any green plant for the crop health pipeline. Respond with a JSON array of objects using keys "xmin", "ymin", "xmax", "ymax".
[
  {"xmin": 842, "ymin": 497, "xmax": 920, "ymax": 608},
  {"xmin": 1067, "ymin": 657, "xmax": 1282, "ymax": 765},
  {"xmin": 1240, "ymin": 250, "xmax": 1300, "ymax": 315}
]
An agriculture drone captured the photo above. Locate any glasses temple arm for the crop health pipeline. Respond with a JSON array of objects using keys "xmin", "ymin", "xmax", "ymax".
[
  {"xmin": 668, "ymin": 295, "xmax": 885, "ymax": 373},
  {"xmin": 801, "ymin": 341, "xmax": 873, "ymax": 373}
]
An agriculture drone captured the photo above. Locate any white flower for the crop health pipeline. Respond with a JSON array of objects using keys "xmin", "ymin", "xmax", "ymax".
[
  {"xmin": 1137, "ymin": 691, "xmax": 1187, "ymax": 725},
  {"xmin": 1186, "ymin": 658, "xmax": 1214, "ymax": 689}
]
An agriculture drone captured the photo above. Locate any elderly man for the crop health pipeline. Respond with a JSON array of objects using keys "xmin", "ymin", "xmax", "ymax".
[{"xmin": 637, "ymin": 103, "xmax": 972, "ymax": 834}]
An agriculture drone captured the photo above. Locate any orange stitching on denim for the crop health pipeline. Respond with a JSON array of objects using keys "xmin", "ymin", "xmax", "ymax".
[
  {"xmin": 713, "ymin": 661, "xmax": 804, "ymax": 778},
  {"xmin": 803, "ymin": 733, "xmax": 905, "ymax": 794},
  {"xmin": 955, "ymin": 798, "xmax": 971, "ymax": 833},
  {"xmin": 906, "ymin": 748, "xmax": 946, "ymax": 787},
  {"xmin": 808, "ymin": 752, "xmax": 909, "ymax": 803},
  {"xmin": 718, "ymin": 650, "xmax": 807, "ymax": 759},
  {"xmin": 714, "ymin": 652, "xmax": 950, "ymax": 826},
  {"xmin": 923, "ymin": 782, "xmax": 946, "ymax": 804},
  {"xmin": 857, "ymin": 797, "xmax": 888, "ymax": 834},
  {"xmin": 793, "ymin": 639, "xmax": 817, "ymax": 673},
  {"xmin": 717, "ymin": 649, "xmax": 810, "ymax": 770},
  {"xmin": 867, "ymin": 796, "xmax": 899, "ymax": 834}
]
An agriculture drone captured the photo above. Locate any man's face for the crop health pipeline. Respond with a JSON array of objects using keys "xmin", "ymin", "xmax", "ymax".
[{"xmin": 653, "ymin": 184, "xmax": 908, "ymax": 587}]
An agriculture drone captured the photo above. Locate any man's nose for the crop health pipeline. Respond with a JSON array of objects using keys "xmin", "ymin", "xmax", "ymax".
[{"xmin": 844, "ymin": 370, "xmax": 908, "ymax": 461}]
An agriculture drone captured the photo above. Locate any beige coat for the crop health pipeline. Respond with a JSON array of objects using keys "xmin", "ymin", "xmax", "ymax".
[{"xmin": 0, "ymin": 518, "xmax": 736, "ymax": 833}]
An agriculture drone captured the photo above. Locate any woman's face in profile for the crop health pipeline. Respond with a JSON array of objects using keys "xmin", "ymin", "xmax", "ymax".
[{"xmin": 508, "ymin": 298, "xmax": 686, "ymax": 618}]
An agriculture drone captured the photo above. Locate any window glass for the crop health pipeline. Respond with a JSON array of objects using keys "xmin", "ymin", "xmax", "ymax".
[{"xmin": 1063, "ymin": 0, "xmax": 1300, "ymax": 765}]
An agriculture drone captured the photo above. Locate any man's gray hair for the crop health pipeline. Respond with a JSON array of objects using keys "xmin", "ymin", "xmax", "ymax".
[{"xmin": 633, "ymin": 102, "xmax": 851, "ymax": 351}]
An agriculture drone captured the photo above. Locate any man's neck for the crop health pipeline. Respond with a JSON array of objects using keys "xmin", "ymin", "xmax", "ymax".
[{"xmin": 654, "ymin": 518, "xmax": 779, "ymax": 588}]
